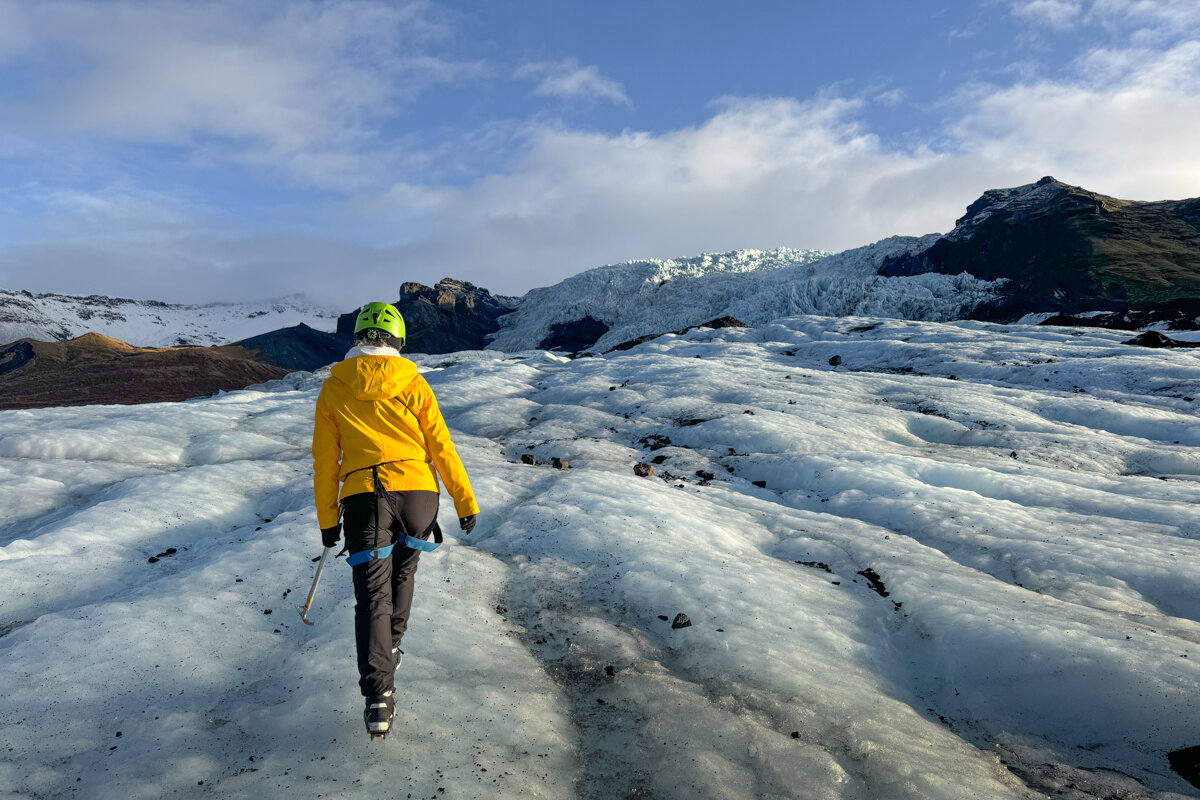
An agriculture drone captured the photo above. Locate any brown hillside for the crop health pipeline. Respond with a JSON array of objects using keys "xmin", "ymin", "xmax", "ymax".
[{"xmin": 0, "ymin": 333, "xmax": 288, "ymax": 410}]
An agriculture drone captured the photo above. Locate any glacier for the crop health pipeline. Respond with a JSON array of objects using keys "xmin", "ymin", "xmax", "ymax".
[
  {"xmin": 486, "ymin": 235, "xmax": 1005, "ymax": 353},
  {"xmin": 1, "ymin": 316, "xmax": 1199, "ymax": 798}
]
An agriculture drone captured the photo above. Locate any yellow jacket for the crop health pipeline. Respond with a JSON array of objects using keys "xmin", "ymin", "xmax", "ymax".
[{"xmin": 312, "ymin": 348, "xmax": 479, "ymax": 529}]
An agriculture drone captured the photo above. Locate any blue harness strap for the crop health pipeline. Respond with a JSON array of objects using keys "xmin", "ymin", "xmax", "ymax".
[
  {"xmin": 346, "ymin": 542, "xmax": 396, "ymax": 567},
  {"xmin": 401, "ymin": 535, "xmax": 440, "ymax": 553},
  {"xmin": 346, "ymin": 534, "xmax": 439, "ymax": 566}
]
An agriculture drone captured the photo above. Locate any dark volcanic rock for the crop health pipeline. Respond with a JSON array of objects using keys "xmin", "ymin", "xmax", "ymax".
[
  {"xmin": 0, "ymin": 333, "xmax": 287, "ymax": 410},
  {"xmin": 0, "ymin": 340, "xmax": 34, "ymax": 377},
  {"xmin": 235, "ymin": 323, "xmax": 353, "ymax": 372},
  {"xmin": 1169, "ymin": 745, "xmax": 1200, "ymax": 791},
  {"xmin": 633, "ymin": 462, "xmax": 656, "ymax": 477},
  {"xmin": 337, "ymin": 278, "xmax": 514, "ymax": 354},
  {"xmin": 879, "ymin": 177, "xmax": 1200, "ymax": 321},
  {"xmin": 1039, "ymin": 298, "xmax": 1200, "ymax": 331},
  {"xmin": 695, "ymin": 316, "xmax": 749, "ymax": 330},
  {"xmin": 538, "ymin": 316, "xmax": 609, "ymax": 352},
  {"xmin": 606, "ymin": 316, "xmax": 749, "ymax": 353},
  {"xmin": 1122, "ymin": 331, "xmax": 1200, "ymax": 348}
]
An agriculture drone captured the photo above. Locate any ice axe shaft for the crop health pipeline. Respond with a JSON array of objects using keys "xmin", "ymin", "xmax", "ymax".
[{"xmin": 296, "ymin": 546, "xmax": 332, "ymax": 626}]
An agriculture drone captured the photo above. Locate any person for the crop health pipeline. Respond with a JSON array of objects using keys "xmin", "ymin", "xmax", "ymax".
[{"xmin": 312, "ymin": 301, "xmax": 479, "ymax": 738}]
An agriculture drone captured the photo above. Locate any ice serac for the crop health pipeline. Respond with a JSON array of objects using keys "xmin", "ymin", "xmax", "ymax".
[
  {"xmin": 879, "ymin": 176, "xmax": 1200, "ymax": 321},
  {"xmin": 336, "ymin": 278, "xmax": 515, "ymax": 354},
  {"xmin": 486, "ymin": 242, "xmax": 999, "ymax": 353}
]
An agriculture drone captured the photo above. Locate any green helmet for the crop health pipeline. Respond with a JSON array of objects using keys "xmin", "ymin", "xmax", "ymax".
[{"xmin": 354, "ymin": 302, "xmax": 406, "ymax": 346}]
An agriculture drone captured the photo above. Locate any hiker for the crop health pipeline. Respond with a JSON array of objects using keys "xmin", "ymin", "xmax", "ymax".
[{"xmin": 312, "ymin": 301, "xmax": 479, "ymax": 737}]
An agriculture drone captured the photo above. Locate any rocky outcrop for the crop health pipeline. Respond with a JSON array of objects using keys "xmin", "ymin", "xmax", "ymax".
[
  {"xmin": 1121, "ymin": 331, "xmax": 1200, "ymax": 348},
  {"xmin": 1038, "ymin": 298, "xmax": 1200, "ymax": 331},
  {"xmin": 538, "ymin": 316, "xmax": 609, "ymax": 353},
  {"xmin": 234, "ymin": 323, "xmax": 353, "ymax": 372},
  {"xmin": 0, "ymin": 333, "xmax": 288, "ymax": 410},
  {"xmin": 879, "ymin": 177, "xmax": 1200, "ymax": 321},
  {"xmin": 606, "ymin": 316, "xmax": 748, "ymax": 353},
  {"xmin": 336, "ymin": 278, "xmax": 514, "ymax": 354}
]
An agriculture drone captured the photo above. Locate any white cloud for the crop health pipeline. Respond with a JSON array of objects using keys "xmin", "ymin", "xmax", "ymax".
[
  {"xmin": 29, "ymin": 186, "xmax": 202, "ymax": 239},
  {"xmin": 0, "ymin": 0, "xmax": 33, "ymax": 55},
  {"xmin": 345, "ymin": 97, "xmax": 1007, "ymax": 295},
  {"xmin": 1012, "ymin": 0, "xmax": 1085, "ymax": 28},
  {"xmin": 1088, "ymin": 0, "xmax": 1200, "ymax": 28},
  {"xmin": 951, "ymin": 40, "xmax": 1200, "ymax": 198},
  {"xmin": 516, "ymin": 59, "xmax": 631, "ymax": 107},
  {"xmin": 0, "ymin": 0, "xmax": 483, "ymax": 190}
]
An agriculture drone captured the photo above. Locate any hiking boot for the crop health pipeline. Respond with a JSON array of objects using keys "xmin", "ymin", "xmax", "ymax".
[{"xmin": 364, "ymin": 690, "xmax": 395, "ymax": 737}]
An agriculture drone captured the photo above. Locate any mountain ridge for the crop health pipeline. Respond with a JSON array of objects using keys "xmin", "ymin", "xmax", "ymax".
[
  {"xmin": 4, "ymin": 177, "xmax": 1199, "ymax": 362},
  {"xmin": 0, "ymin": 289, "xmax": 340, "ymax": 348},
  {"xmin": 880, "ymin": 176, "xmax": 1200, "ymax": 317}
]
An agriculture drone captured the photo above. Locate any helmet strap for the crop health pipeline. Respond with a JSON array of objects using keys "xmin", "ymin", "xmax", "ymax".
[{"xmin": 357, "ymin": 328, "xmax": 403, "ymax": 350}]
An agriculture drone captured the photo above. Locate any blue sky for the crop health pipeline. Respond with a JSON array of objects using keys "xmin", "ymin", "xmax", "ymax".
[{"xmin": 0, "ymin": 0, "xmax": 1198, "ymax": 306}]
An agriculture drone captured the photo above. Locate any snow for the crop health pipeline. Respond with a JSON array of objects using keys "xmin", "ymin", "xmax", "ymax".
[
  {"xmin": 2, "ymin": 316, "xmax": 1200, "ymax": 799},
  {"xmin": 486, "ymin": 236, "xmax": 1005, "ymax": 353},
  {"xmin": 0, "ymin": 289, "xmax": 340, "ymax": 347}
]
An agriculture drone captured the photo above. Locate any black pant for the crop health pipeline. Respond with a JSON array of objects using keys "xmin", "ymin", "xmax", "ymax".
[{"xmin": 341, "ymin": 490, "xmax": 439, "ymax": 699}]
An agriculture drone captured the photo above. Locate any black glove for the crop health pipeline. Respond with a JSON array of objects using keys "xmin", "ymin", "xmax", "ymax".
[
  {"xmin": 459, "ymin": 515, "xmax": 476, "ymax": 535},
  {"xmin": 321, "ymin": 524, "xmax": 341, "ymax": 548}
]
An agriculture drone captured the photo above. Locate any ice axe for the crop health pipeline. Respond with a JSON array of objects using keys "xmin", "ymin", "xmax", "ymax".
[{"xmin": 296, "ymin": 546, "xmax": 333, "ymax": 626}]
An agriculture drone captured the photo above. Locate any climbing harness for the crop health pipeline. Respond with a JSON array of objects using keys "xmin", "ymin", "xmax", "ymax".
[{"xmin": 343, "ymin": 462, "xmax": 443, "ymax": 567}]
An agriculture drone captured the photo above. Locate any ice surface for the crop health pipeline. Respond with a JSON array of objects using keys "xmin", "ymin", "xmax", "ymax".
[{"xmin": 2, "ymin": 317, "xmax": 1199, "ymax": 799}]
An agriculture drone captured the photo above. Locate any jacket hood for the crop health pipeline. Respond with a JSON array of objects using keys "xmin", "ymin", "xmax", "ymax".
[{"xmin": 329, "ymin": 351, "xmax": 419, "ymax": 402}]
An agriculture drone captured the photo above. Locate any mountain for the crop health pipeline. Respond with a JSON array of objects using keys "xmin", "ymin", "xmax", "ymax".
[
  {"xmin": 486, "ymin": 178, "xmax": 1200, "ymax": 352},
  {"xmin": 7, "ymin": 178, "xmax": 1198, "ymax": 363},
  {"xmin": 233, "ymin": 323, "xmax": 353, "ymax": 373},
  {"xmin": 879, "ymin": 176, "xmax": 1200, "ymax": 320},
  {"xmin": 0, "ymin": 289, "xmax": 341, "ymax": 348},
  {"xmin": 0, "ymin": 333, "xmax": 288, "ymax": 410},
  {"xmin": 335, "ymin": 278, "xmax": 516, "ymax": 353}
]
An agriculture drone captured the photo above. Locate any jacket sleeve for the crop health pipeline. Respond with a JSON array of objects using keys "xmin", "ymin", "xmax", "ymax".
[
  {"xmin": 312, "ymin": 386, "xmax": 343, "ymax": 530},
  {"xmin": 412, "ymin": 376, "xmax": 480, "ymax": 518}
]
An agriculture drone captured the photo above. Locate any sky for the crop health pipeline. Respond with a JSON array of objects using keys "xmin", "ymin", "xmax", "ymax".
[{"xmin": 0, "ymin": 0, "xmax": 1198, "ymax": 307}]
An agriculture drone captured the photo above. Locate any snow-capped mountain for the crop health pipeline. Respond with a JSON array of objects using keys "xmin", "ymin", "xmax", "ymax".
[
  {"xmin": 487, "ymin": 177, "xmax": 1200, "ymax": 353},
  {"xmin": 0, "ymin": 289, "xmax": 340, "ymax": 347},
  {"xmin": 487, "ymin": 235, "xmax": 1002, "ymax": 352}
]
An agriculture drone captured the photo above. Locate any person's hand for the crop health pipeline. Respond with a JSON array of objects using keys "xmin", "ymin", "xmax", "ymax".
[
  {"xmin": 321, "ymin": 524, "xmax": 342, "ymax": 548},
  {"xmin": 459, "ymin": 515, "xmax": 476, "ymax": 535}
]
